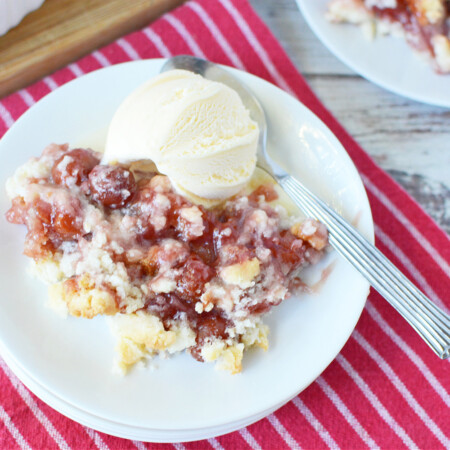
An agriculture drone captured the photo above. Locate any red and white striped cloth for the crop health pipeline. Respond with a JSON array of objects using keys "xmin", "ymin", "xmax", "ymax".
[{"xmin": 1, "ymin": 0, "xmax": 449, "ymax": 448}]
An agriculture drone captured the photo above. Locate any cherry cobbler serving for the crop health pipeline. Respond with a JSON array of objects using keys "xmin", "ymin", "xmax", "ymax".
[
  {"xmin": 6, "ymin": 144, "xmax": 328, "ymax": 374},
  {"xmin": 327, "ymin": 0, "xmax": 450, "ymax": 73}
]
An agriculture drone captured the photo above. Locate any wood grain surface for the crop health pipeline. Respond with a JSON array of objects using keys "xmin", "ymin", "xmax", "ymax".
[
  {"xmin": 0, "ymin": 0, "xmax": 185, "ymax": 97},
  {"xmin": 250, "ymin": 0, "xmax": 450, "ymax": 233}
]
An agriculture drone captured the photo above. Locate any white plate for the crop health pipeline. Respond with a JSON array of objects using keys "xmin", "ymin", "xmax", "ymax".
[
  {"xmin": 296, "ymin": 0, "xmax": 450, "ymax": 108},
  {"xmin": 0, "ymin": 0, "xmax": 45, "ymax": 36},
  {"xmin": 1, "ymin": 346, "xmax": 278, "ymax": 442},
  {"xmin": 0, "ymin": 59, "xmax": 373, "ymax": 442}
]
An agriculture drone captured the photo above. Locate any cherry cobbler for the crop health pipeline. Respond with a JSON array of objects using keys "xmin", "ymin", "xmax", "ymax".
[
  {"xmin": 327, "ymin": 0, "xmax": 450, "ymax": 73},
  {"xmin": 6, "ymin": 144, "xmax": 328, "ymax": 374}
]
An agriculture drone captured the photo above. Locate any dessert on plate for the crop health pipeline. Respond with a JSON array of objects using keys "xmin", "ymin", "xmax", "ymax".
[
  {"xmin": 326, "ymin": 0, "xmax": 450, "ymax": 73},
  {"xmin": 5, "ymin": 70, "xmax": 329, "ymax": 374}
]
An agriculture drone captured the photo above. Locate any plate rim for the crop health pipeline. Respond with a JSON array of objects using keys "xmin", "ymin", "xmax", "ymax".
[{"xmin": 1, "ymin": 346, "xmax": 281, "ymax": 442}]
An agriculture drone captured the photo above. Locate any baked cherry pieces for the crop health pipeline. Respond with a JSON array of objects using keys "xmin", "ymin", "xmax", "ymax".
[{"xmin": 6, "ymin": 144, "xmax": 328, "ymax": 373}]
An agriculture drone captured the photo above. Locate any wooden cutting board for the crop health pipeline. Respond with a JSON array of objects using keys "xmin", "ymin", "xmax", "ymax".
[{"xmin": 0, "ymin": 0, "xmax": 185, "ymax": 98}]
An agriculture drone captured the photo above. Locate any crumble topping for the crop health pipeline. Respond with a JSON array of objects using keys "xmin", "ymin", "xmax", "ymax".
[{"xmin": 6, "ymin": 144, "xmax": 329, "ymax": 374}]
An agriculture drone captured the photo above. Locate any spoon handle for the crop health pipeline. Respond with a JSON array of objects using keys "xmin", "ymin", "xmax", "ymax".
[{"xmin": 277, "ymin": 173, "xmax": 450, "ymax": 359}]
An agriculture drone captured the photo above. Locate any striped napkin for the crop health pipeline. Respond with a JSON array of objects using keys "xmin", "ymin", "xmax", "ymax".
[{"xmin": 1, "ymin": 0, "xmax": 449, "ymax": 448}]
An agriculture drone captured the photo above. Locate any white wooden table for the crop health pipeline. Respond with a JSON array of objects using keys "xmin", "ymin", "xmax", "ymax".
[{"xmin": 250, "ymin": 0, "xmax": 450, "ymax": 234}]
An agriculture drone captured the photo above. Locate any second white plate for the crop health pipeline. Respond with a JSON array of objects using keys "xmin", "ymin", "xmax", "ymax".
[{"xmin": 297, "ymin": 0, "xmax": 450, "ymax": 108}]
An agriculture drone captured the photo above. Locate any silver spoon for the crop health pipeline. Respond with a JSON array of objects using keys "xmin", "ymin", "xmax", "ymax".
[{"xmin": 161, "ymin": 55, "xmax": 450, "ymax": 359}]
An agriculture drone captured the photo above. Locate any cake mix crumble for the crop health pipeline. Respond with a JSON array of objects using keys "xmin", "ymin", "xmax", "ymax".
[{"xmin": 6, "ymin": 143, "xmax": 328, "ymax": 374}]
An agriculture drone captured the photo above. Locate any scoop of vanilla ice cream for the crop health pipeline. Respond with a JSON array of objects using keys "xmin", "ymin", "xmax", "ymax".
[{"xmin": 103, "ymin": 69, "xmax": 259, "ymax": 201}]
